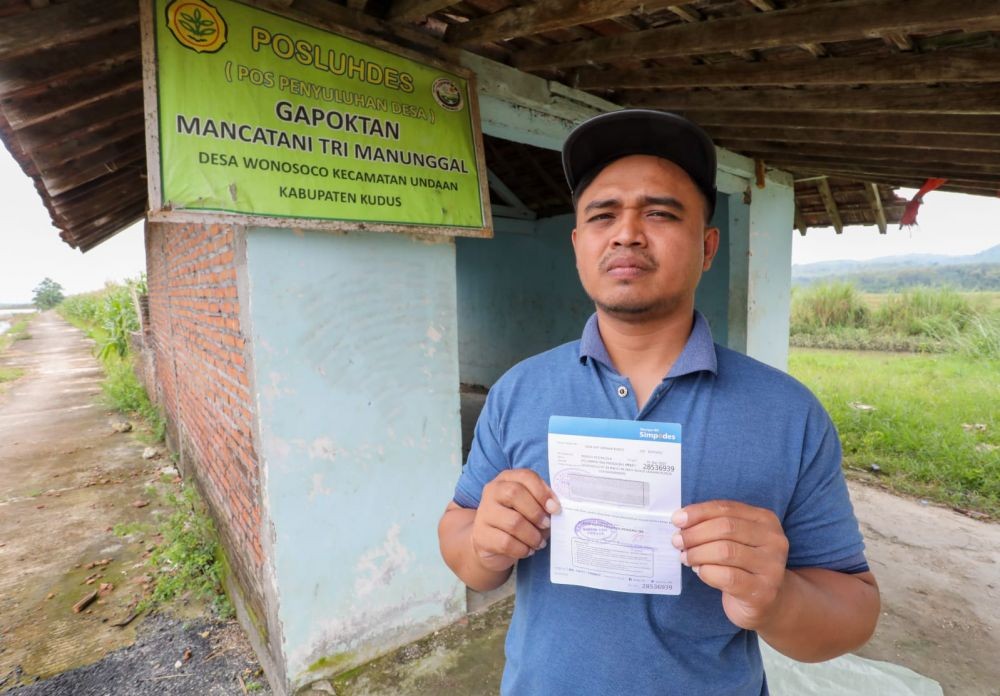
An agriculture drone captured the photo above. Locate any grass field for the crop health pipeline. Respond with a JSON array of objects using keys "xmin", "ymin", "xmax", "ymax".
[{"xmin": 789, "ymin": 348, "xmax": 1000, "ymax": 517}]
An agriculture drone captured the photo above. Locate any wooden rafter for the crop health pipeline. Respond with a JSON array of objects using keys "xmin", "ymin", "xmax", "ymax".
[
  {"xmin": 864, "ymin": 182, "xmax": 889, "ymax": 234},
  {"xmin": 624, "ymin": 86, "xmax": 1000, "ymax": 114},
  {"xmin": 710, "ymin": 128, "xmax": 1000, "ymax": 154},
  {"xmin": 388, "ymin": 0, "xmax": 456, "ymax": 22},
  {"xmin": 0, "ymin": 0, "xmax": 138, "ymax": 62},
  {"xmin": 752, "ymin": 156, "xmax": 1000, "ymax": 183},
  {"xmin": 793, "ymin": 204, "xmax": 808, "ymax": 236},
  {"xmin": 662, "ymin": 4, "xmax": 757, "ymax": 61},
  {"xmin": 574, "ymin": 50, "xmax": 1000, "ymax": 89},
  {"xmin": 676, "ymin": 110, "xmax": 1000, "ymax": 136},
  {"xmin": 816, "ymin": 178, "xmax": 844, "ymax": 234},
  {"xmin": 513, "ymin": 0, "xmax": 1000, "ymax": 70},
  {"xmin": 744, "ymin": 0, "xmax": 826, "ymax": 57},
  {"xmin": 715, "ymin": 139, "xmax": 1000, "ymax": 167},
  {"xmin": 446, "ymin": 0, "xmax": 672, "ymax": 46}
]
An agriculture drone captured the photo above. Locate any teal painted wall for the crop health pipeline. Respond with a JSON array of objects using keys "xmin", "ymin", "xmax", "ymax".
[
  {"xmin": 456, "ymin": 214, "xmax": 592, "ymax": 387},
  {"xmin": 243, "ymin": 227, "xmax": 465, "ymax": 686},
  {"xmin": 694, "ymin": 195, "xmax": 731, "ymax": 347}
]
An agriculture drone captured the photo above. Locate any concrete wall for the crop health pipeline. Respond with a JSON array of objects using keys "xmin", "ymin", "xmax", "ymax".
[{"xmin": 242, "ymin": 227, "xmax": 466, "ymax": 691}]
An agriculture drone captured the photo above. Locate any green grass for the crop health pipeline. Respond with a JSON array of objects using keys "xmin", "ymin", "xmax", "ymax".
[
  {"xmin": 791, "ymin": 285, "xmax": 1000, "ymax": 359},
  {"xmin": 789, "ymin": 349, "xmax": 1000, "ymax": 517},
  {"xmin": 0, "ymin": 366, "xmax": 24, "ymax": 384},
  {"xmin": 145, "ymin": 485, "xmax": 234, "ymax": 618},
  {"xmin": 101, "ymin": 355, "xmax": 166, "ymax": 442},
  {"xmin": 0, "ymin": 315, "xmax": 34, "ymax": 353}
]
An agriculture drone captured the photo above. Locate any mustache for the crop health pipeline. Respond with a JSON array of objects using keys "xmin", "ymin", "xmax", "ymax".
[{"xmin": 598, "ymin": 250, "xmax": 658, "ymax": 273}]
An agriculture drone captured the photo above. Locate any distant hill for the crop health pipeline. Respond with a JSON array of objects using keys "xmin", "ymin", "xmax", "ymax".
[{"xmin": 793, "ymin": 244, "xmax": 1000, "ymax": 291}]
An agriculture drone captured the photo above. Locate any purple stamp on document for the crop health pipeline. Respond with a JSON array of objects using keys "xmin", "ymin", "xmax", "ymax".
[{"xmin": 574, "ymin": 518, "xmax": 617, "ymax": 541}]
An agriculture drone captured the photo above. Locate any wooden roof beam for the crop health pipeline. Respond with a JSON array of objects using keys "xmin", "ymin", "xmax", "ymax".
[
  {"xmin": 514, "ymin": 0, "xmax": 1000, "ymax": 70},
  {"xmin": 883, "ymin": 30, "xmax": 914, "ymax": 50},
  {"xmin": 674, "ymin": 110, "xmax": 1000, "ymax": 136},
  {"xmin": 664, "ymin": 4, "xmax": 756, "ymax": 61},
  {"xmin": 0, "ymin": 27, "xmax": 138, "ymax": 96},
  {"xmin": 446, "ymin": 0, "xmax": 675, "ymax": 46},
  {"xmin": 749, "ymin": 155, "xmax": 1000, "ymax": 182},
  {"xmin": 710, "ymin": 127, "xmax": 1000, "ymax": 154},
  {"xmin": 864, "ymin": 182, "xmax": 889, "ymax": 234},
  {"xmin": 789, "ymin": 169, "xmax": 1000, "ymax": 196},
  {"xmin": 0, "ymin": 0, "xmax": 138, "ymax": 62},
  {"xmin": 574, "ymin": 50, "xmax": 1000, "ymax": 89},
  {"xmin": 744, "ymin": 0, "xmax": 826, "ymax": 57},
  {"xmin": 816, "ymin": 178, "xmax": 844, "ymax": 234},
  {"xmin": 2, "ymin": 66, "xmax": 142, "ymax": 130},
  {"xmin": 716, "ymin": 139, "xmax": 1000, "ymax": 167},
  {"xmin": 624, "ymin": 85, "xmax": 1000, "ymax": 114},
  {"xmin": 388, "ymin": 0, "xmax": 456, "ymax": 23}
]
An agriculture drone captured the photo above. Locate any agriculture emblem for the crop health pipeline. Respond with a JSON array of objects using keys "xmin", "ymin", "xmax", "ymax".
[
  {"xmin": 165, "ymin": 0, "xmax": 228, "ymax": 53},
  {"xmin": 431, "ymin": 78, "xmax": 463, "ymax": 112}
]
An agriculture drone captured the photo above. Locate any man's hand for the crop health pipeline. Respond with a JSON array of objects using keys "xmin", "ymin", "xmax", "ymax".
[
  {"xmin": 672, "ymin": 500, "xmax": 789, "ymax": 630},
  {"xmin": 472, "ymin": 469, "xmax": 561, "ymax": 572}
]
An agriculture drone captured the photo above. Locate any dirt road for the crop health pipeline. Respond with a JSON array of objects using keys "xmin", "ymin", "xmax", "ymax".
[
  {"xmin": 850, "ymin": 482, "xmax": 1000, "ymax": 696},
  {"xmin": 0, "ymin": 313, "xmax": 263, "ymax": 693}
]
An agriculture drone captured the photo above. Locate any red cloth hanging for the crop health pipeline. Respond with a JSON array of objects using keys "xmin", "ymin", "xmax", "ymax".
[{"xmin": 900, "ymin": 178, "xmax": 947, "ymax": 227}]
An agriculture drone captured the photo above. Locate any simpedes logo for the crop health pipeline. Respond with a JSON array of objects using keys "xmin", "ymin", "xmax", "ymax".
[{"xmin": 165, "ymin": 0, "xmax": 228, "ymax": 53}]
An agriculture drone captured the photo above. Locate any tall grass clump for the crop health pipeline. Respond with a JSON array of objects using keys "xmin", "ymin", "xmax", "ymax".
[
  {"xmin": 872, "ymin": 287, "xmax": 972, "ymax": 336},
  {"xmin": 790, "ymin": 282, "xmax": 869, "ymax": 332}
]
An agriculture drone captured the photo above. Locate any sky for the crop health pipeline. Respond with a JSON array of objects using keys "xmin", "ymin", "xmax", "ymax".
[{"xmin": 1, "ymin": 146, "xmax": 998, "ymax": 303}]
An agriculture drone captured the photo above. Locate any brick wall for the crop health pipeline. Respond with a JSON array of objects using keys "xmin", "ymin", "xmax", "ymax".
[{"xmin": 144, "ymin": 221, "xmax": 266, "ymax": 629}]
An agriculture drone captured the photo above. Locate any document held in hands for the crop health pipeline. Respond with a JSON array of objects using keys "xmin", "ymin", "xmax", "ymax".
[{"xmin": 548, "ymin": 415, "xmax": 682, "ymax": 595}]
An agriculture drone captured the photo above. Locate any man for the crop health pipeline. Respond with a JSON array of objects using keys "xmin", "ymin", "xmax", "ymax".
[{"xmin": 438, "ymin": 110, "xmax": 879, "ymax": 695}]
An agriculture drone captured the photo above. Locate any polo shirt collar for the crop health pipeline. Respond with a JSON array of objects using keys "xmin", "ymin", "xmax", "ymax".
[{"xmin": 578, "ymin": 311, "xmax": 718, "ymax": 378}]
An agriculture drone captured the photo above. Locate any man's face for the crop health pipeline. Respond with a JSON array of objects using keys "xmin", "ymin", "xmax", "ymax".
[{"xmin": 571, "ymin": 154, "xmax": 720, "ymax": 321}]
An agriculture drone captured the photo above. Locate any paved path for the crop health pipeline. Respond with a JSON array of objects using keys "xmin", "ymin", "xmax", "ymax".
[{"xmin": 0, "ymin": 312, "xmax": 158, "ymax": 687}]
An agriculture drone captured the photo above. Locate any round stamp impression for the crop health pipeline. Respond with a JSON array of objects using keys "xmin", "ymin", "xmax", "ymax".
[{"xmin": 574, "ymin": 518, "xmax": 617, "ymax": 541}]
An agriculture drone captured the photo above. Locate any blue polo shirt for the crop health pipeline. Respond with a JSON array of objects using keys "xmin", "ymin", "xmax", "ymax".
[{"xmin": 453, "ymin": 312, "xmax": 867, "ymax": 696}]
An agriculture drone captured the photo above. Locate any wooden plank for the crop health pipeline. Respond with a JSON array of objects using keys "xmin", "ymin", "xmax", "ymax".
[
  {"xmin": 751, "ymin": 155, "xmax": 1000, "ymax": 181},
  {"xmin": 864, "ymin": 182, "xmax": 888, "ymax": 234},
  {"xmin": 3, "ymin": 65, "xmax": 142, "ymax": 130},
  {"xmin": 513, "ymin": 0, "xmax": 1000, "ymax": 70},
  {"xmin": 883, "ymin": 30, "xmax": 914, "ymax": 50},
  {"xmin": 388, "ymin": 0, "xmax": 457, "ymax": 23},
  {"xmin": 793, "ymin": 204, "xmax": 808, "ymax": 236},
  {"xmin": 42, "ymin": 145, "xmax": 145, "ymax": 197},
  {"xmin": 13, "ymin": 91, "xmax": 144, "ymax": 152},
  {"xmin": 715, "ymin": 138, "xmax": 1000, "ymax": 167},
  {"xmin": 31, "ymin": 118, "xmax": 146, "ymax": 170},
  {"xmin": 446, "ymin": 0, "xmax": 673, "ymax": 46},
  {"xmin": 789, "ymin": 168, "xmax": 1000, "ymax": 196},
  {"xmin": 78, "ymin": 210, "xmax": 146, "ymax": 252},
  {"xmin": 675, "ymin": 110, "xmax": 1000, "ymax": 136},
  {"xmin": 624, "ymin": 86, "xmax": 1000, "ymax": 114},
  {"xmin": 709, "ymin": 127, "xmax": 1000, "ymax": 154},
  {"xmin": 0, "ymin": 26, "xmax": 139, "ymax": 95},
  {"xmin": 744, "ymin": 0, "xmax": 826, "ymax": 57},
  {"xmin": 573, "ymin": 50, "xmax": 1000, "ymax": 89},
  {"xmin": 816, "ymin": 178, "xmax": 843, "ymax": 234},
  {"xmin": 0, "ymin": 0, "xmax": 138, "ymax": 62}
]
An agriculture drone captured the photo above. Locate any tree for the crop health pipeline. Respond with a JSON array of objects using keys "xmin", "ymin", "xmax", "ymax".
[{"xmin": 32, "ymin": 277, "xmax": 65, "ymax": 310}]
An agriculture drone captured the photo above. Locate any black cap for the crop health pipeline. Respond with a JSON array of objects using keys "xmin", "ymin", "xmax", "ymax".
[{"xmin": 562, "ymin": 109, "xmax": 717, "ymax": 217}]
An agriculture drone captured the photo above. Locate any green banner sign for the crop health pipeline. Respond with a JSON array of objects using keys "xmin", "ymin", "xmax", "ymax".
[{"xmin": 150, "ymin": 0, "xmax": 488, "ymax": 232}]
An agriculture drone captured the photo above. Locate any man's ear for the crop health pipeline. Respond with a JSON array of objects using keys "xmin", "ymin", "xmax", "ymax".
[{"xmin": 702, "ymin": 226, "xmax": 720, "ymax": 271}]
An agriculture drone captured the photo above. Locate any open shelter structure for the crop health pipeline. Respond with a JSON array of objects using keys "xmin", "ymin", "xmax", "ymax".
[{"xmin": 2, "ymin": 1, "xmax": 997, "ymax": 693}]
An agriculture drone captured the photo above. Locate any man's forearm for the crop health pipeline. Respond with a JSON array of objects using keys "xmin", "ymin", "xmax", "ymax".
[
  {"xmin": 438, "ymin": 504, "xmax": 514, "ymax": 592},
  {"xmin": 758, "ymin": 569, "xmax": 879, "ymax": 662}
]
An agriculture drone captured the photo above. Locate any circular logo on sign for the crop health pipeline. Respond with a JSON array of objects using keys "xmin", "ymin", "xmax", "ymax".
[
  {"xmin": 432, "ymin": 77, "xmax": 464, "ymax": 111},
  {"xmin": 165, "ymin": 0, "xmax": 228, "ymax": 54}
]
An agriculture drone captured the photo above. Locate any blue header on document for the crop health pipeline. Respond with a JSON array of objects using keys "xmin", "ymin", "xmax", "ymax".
[{"xmin": 549, "ymin": 416, "xmax": 682, "ymax": 443}]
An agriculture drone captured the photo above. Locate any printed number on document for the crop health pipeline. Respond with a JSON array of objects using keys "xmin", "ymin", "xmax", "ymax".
[{"xmin": 548, "ymin": 416, "xmax": 682, "ymax": 595}]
